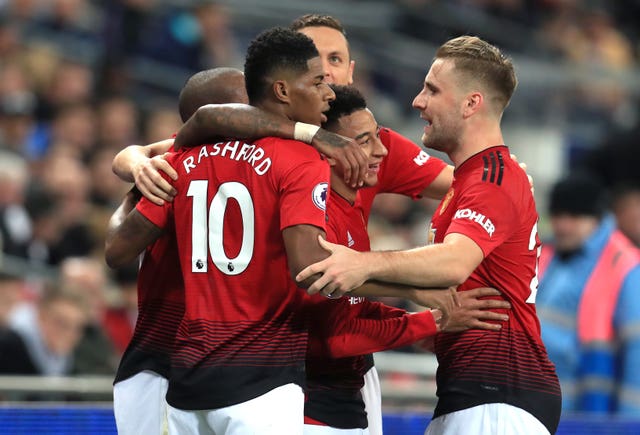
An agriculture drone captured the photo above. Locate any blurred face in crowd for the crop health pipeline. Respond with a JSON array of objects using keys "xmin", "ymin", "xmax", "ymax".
[
  {"xmin": 550, "ymin": 213, "xmax": 599, "ymax": 253},
  {"xmin": 297, "ymin": 26, "xmax": 354, "ymax": 86},
  {"xmin": 39, "ymin": 298, "xmax": 87, "ymax": 356},
  {"xmin": 613, "ymin": 191, "xmax": 640, "ymax": 248},
  {"xmin": 329, "ymin": 108, "xmax": 387, "ymax": 187},
  {"xmin": 0, "ymin": 277, "xmax": 24, "ymax": 327}
]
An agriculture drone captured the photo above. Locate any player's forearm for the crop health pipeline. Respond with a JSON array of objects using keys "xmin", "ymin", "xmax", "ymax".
[
  {"xmin": 106, "ymin": 188, "xmax": 141, "ymax": 236},
  {"xmin": 112, "ymin": 145, "xmax": 150, "ymax": 182},
  {"xmin": 369, "ymin": 245, "xmax": 471, "ymax": 288},
  {"xmin": 326, "ymin": 310, "xmax": 438, "ymax": 358},
  {"xmin": 351, "ymin": 281, "xmax": 420, "ymax": 300},
  {"xmin": 175, "ymin": 103, "xmax": 295, "ymax": 148},
  {"xmin": 105, "ymin": 209, "xmax": 162, "ymax": 268}
]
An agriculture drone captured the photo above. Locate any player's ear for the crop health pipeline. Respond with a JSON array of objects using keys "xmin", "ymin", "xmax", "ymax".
[
  {"xmin": 347, "ymin": 60, "xmax": 355, "ymax": 85},
  {"xmin": 462, "ymin": 92, "xmax": 482, "ymax": 119},
  {"xmin": 273, "ymin": 80, "xmax": 290, "ymax": 104}
]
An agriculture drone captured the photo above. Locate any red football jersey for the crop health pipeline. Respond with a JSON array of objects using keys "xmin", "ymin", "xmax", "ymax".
[
  {"xmin": 114, "ymin": 229, "xmax": 184, "ymax": 383},
  {"xmin": 137, "ymin": 137, "xmax": 330, "ymax": 410},
  {"xmin": 303, "ymin": 191, "xmax": 438, "ymax": 429},
  {"xmin": 359, "ymin": 127, "xmax": 448, "ymax": 221},
  {"xmin": 429, "ymin": 145, "xmax": 561, "ymax": 434}
]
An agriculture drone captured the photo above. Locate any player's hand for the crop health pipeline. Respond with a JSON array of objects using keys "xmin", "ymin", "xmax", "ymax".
[
  {"xmin": 133, "ymin": 152, "xmax": 178, "ymax": 205},
  {"xmin": 443, "ymin": 287, "xmax": 510, "ymax": 333},
  {"xmin": 411, "ymin": 287, "xmax": 460, "ymax": 328},
  {"xmin": 296, "ymin": 236, "xmax": 369, "ymax": 297},
  {"xmin": 311, "ymin": 129, "xmax": 368, "ymax": 188},
  {"xmin": 510, "ymin": 153, "xmax": 534, "ymax": 194}
]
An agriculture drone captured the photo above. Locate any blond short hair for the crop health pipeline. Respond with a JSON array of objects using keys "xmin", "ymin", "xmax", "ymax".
[{"xmin": 436, "ymin": 36, "xmax": 517, "ymax": 112}]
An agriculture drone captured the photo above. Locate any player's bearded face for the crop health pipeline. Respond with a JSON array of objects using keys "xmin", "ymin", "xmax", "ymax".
[
  {"xmin": 413, "ymin": 59, "xmax": 463, "ymax": 153},
  {"xmin": 421, "ymin": 109, "xmax": 462, "ymax": 153}
]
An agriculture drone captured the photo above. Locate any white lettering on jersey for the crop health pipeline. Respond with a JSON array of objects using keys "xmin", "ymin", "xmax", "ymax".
[
  {"xmin": 349, "ymin": 296, "xmax": 364, "ymax": 305},
  {"xmin": 183, "ymin": 156, "xmax": 196, "ymax": 174},
  {"xmin": 312, "ymin": 182, "xmax": 328, "ymax": 211},
  {"xmin": 347, "ymin": 231, "xmax": 355, "ymax": 247},
  {"xmin": 453, "ymin": 208, "xmax": 495, "ymax": 237},
  {"xmin": 183, "ymin": 142, "xmax": 272, "ymax": 176},
  {"xmin": 413, "ymin": 150, "xmax": 430, "ymax": 166}
]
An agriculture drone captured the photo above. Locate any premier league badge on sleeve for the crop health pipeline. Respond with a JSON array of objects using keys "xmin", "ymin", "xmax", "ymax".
[{"xmin": 312, "ymin": 182, "xmax": 328, "ymax": 211}]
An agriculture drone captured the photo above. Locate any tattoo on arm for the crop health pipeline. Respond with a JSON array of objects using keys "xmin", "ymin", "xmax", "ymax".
[{"xmin": 176, "ymin": 104, "xmax": 294, "ymax": 148}]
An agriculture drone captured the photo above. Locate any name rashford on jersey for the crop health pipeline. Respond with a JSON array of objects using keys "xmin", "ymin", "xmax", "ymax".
[{"xmin": 137, "ymin": 137, "xmax": 330, "ymax": 410}]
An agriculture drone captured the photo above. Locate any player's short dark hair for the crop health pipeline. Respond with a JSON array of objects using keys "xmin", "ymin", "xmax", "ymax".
[
  {"xmin": 322, "ymin": 85, "xmax": 367, "ymax": 130},
  {"xmin": 178, "ymin": 67, "xmax": 246, "ymax": 122},
  {"xmin": 290, "ymin": 14, "xmax": 347, "ymax": 37},
  {"xmin": 244, "ymin": 27, "xmax": 319, "ymax": 105}
]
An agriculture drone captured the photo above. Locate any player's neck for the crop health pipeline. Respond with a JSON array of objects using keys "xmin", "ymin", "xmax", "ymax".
[
  {"xmin": 330, "ymin": 172, "xmax": 356, "ymax": 204},
  {"xmin": 256, "ymin": 100, "xmax": 290, "ymax": 122},
  {"xmin": 450, "ymin": 122, "xmax": 504, "ymax": 167}
]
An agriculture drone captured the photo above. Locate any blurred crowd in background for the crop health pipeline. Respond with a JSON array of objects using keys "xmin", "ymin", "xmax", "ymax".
[{"xmin": 0, "ymin": 0, "xmax": 639, "ymax": 406}]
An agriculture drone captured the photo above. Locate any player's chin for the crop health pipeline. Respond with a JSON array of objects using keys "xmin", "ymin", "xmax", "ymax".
[{"xmin": 363, "ymin": 174, "xmax": 378, "ymax": 188}]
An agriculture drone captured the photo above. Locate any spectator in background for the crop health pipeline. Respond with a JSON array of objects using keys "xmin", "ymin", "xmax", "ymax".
[
  {"xmin": 39, "ymin": 60, "xmax": 94, "ymax": 121},
  {"xmin": 46, "ymin": 102, "xmax": 96, "ymax": 160},
  {"xmin": 134, "ymin": 1, "xmax": 241, "ymax": 72},
  {"xmin": 0, "ymin": 271, "xmax": 26, "ymax": 329},
  {"xmin": 0, "ymin": 90, "xmax": 38, "ymax": 156},
  {"xmin": 142, "ymin": 106, "xmax": 182, "ymax": 144},
  {"xmin": 577, "ymin": 118, "xmax": 640, "ymax": 246},
  {"xmin": 537, "ymin": 174, "xmax": 640, "ymax": 414},
  {"xmin": 59, "ymin": 257, "xmax": 118, "ymax": 374},
  {"xmin": 35, "ymin": 155, "xmax": 95, "ymax": 263},
  {"xmin": 96, "ymin": 96, "xmax": 140, "ymax": 151},
  {"xmin": 1, "ymin": 286, "xmax": 87, "ymax": 376},
  {"xmin": 611, "ymin": 183, "xmax": 640, "ymax": 249},
  {"xmin": 103, "ymin": 263, "xmax": 137, "ymax": 355},
  {"xmin": 0, "ymin": 151, "xmax": 32, "ymax": 259}
]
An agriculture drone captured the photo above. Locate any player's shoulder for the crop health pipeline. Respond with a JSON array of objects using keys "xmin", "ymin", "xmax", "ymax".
[
  {"xmin": 463, "ymin": 147, "xmax": 527, "ymax": 189},
  {"xmin": 379, "ymin": 126, "xmax": 418, "ymax": 149},
  {"xmin": 258, "ymin": 136, "xmax": 323, "ymax": 162}
]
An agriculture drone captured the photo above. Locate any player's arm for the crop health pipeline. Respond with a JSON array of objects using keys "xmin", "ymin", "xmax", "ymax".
[
  {"xmin": 320, "ymin": 304, "xmax": 440, "ymax": 359},
  {"xmin": 282, "ymin": 224, "xmax": 330, "ymax": 287},
  {"xmin": 370, "ymin": 233, "xmax": 483, "ymax": 288},
  {"xmin": 298, "ymin": 233, "xmax": 484, "ymax": 298},
  {"xmin": 112, "ymin": 139, "xmax": 178, "ymax": 205},
  {"xmin": 321, "ymin": 287, "xmax": 509, "ymax": 359},
  {"xmin": 104, "ymin": 196, "xmax": 164, "ymax": 269},
  {"xmin": 352, "ymin": 284, "xmax": 509, "ymax": 331},
  {"xmin": 419, "ymin": 165, "xmax": 453, "ymax": 199},
  {"xmin": 175, "ymin": 103, "xmax": 368, "ymax": 187}
]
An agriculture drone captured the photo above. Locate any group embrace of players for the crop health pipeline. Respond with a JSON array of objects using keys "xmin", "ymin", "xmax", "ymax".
[{"xmin": 105, "ymin": 13, "xmax": 561, "ymax": 435}]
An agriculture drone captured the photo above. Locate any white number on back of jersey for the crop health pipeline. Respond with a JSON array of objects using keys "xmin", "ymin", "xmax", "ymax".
[
  {"xmin": 187, "ymin": 180, "xmax": 254, "ymax": 275},
  {"xmin": 526, "ymin": 221, "xmax": 540, "ymax": 304}
]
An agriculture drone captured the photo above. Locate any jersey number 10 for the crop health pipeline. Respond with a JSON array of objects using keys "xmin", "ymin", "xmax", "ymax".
[{"xmin": 187, "ymin": 180, "xmax": 255, "ymax": 275}]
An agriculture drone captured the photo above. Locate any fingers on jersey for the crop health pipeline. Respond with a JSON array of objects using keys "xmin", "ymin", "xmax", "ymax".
[{"xmin": 135, "ymin": 156, "xmax": 178, "ymax": 205}]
